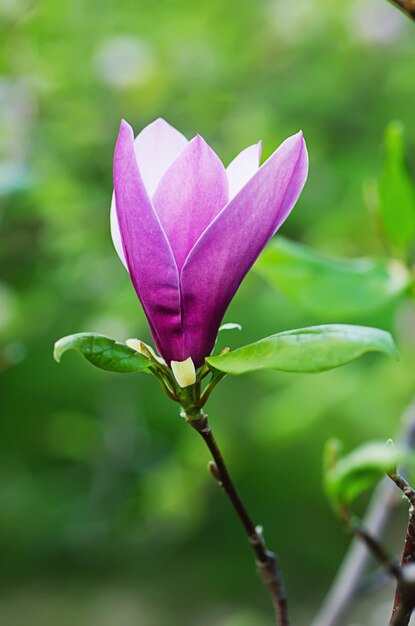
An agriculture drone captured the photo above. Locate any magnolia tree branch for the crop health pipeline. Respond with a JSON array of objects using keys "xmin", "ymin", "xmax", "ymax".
[
  {"xmin": 330, "ymin": 472, "xmax": 415, "ymax": 626},
  {"xmin": 312, "ymin": 401, "xmax": 415, "ymax": 626},
  {"xmin": 187, "ymin": 411, "xmax": 290, "ymax": 626},
  {"xmin": 311, "ymin": 477, "xmax": 399, "ymax": 626},
  {"xmin": 388, "ymin": 471, "xmax": 415, "ymax": 626},
  {"xmin": 343, "ymin": 508, "xmax": 415, "ymax": 626},
  {"xmin": 389, "ymin": 559, "xmax": 415, "ymax": 626},
  {"xmin": 387, "ymin": 0, "xmax": 415, "ymax": 20},
  {"xmin": 346, "ymin": 515, "xmax": 401, "ymax": 581}
]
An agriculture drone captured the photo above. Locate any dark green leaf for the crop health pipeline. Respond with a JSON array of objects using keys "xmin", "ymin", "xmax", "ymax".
[
  {"xmin": 54, "ymin": 333, "xmax": 151, "ymax": 373},
  {"xmin": 255, "ymin": 236, "xmax": 410, "ymax": 318},
  {"xmin": 206, "ymin": 325, "xmax": 398, "ymax": 375}
]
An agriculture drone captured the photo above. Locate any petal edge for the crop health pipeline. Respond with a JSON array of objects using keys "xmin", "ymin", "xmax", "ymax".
[{"xmin": 180, "ymin": 131, "xmax": 308, "ymax": 366}]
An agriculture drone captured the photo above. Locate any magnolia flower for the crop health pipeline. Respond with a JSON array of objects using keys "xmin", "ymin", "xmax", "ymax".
[{"xmin": 112, "ymin": 118, "xmax": 308, "ymax": 369}]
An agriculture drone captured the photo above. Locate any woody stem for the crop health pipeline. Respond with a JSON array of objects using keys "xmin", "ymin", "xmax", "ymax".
[
  {"xmin": 187, "ymin": 411, "xmax": 290, "ymax": 626},
  {"xmin": 388, "ymin": 472, "xmax": 415, "ymax": 626}
]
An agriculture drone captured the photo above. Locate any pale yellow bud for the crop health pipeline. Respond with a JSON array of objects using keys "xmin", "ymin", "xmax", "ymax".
[
  {"xmin": 126, "ymin": 338, "xmax": 149, "ymax": 357},
  {"xmin": 126, "ymin": 339, "xmax": 167, "ymax": 365},
  {"xmin": 171, "ymin": 357, "xmax": 196, "ymax": 388}
]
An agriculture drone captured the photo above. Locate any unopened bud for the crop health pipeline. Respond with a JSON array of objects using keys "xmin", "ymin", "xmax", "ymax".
[
  {"xmin": 171, "ymin": 357, "xmax": 196, "ymax": 388},
  {"xmin": 208, "ymin": 461, "xmax": 220, "ymax": 481},
  {"xmin": 218, "ymin": 346, "xmax": 230, "ymax": 356}
]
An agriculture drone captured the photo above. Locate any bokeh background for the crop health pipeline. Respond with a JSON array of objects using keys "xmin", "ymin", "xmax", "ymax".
[{"xmin": 1, "ymin": 0, "xmax": 415, "ymax": 624}]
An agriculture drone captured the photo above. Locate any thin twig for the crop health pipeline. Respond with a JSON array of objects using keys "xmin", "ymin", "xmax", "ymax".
[
  {"xmin": 387, "ymin": 0, "xmax": 415, "ymax": 20},
  {"xmin": 388, "ymin": 472, "xmax": 415, "ymax": 507},
  {"xmin": 345, "ymin": 515, "xmax": 401, "ymax": 581},
  {"xmin": 312, "ymin": 477, "xmax": 398, "ymax": 626},
  {"xmin": 188, "ymin": 411, "xmax": 290, "ymax": 626},
  {"xmin": 312, "ymin": 400, "xmax": 415, "ymax": 626},
  {"xmin": 153, "ymin": 370, "xmax": 178, "ymax": 402}
]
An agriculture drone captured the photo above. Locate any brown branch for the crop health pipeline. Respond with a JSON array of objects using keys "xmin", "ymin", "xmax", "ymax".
[
  {"xmin": 188, "ymin": 411, "xmax": 290, "ymax": 626},
  {"xmin": 346, "ymin": 515, "xmax": 402, "ymax": 582},
  {"xmin": 388, "ymin": 471, "xmax": 415, "ymax": 626},
  {"xmin": 387, "ymin": 0, "xmax": 415, "ymax": 20},
  {"xmin": 312, "ymin": 400, "xmax": 415, "ymax": 626},
  {"xmin": 389, "ymin": 564, "xmax": 415, "ymax": 626},
  {"xmin": 388, "ymin": 472, "xmax": 415, "ymax": 508},
  {"xmin": 340, "ymin": 501, "xmax": 415, "ymax": 626}
]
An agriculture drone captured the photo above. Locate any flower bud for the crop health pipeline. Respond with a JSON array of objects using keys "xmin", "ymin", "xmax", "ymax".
[{"xmin": 171, "ymin": 357, "xmax": 196, "ymax": 388}]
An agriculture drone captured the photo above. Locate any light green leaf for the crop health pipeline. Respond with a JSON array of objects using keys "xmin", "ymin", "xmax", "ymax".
[
  {"xmin": 378, "ymin": 121, "xmax": 415, "ymax": 249},
  {"xmin": 205, "ymin": 325, "xmax": 398, "ymax": 375},
  {"xmin": 255, "ymin": 236, "xmax": 410, "ymax": 318},
  {"xmin": 54, "ymin": 333, "xmax": 151, "ymax": 373},
  {"xmin": 325, "ymin": 440, "xmax": 411, "ymax": 509}
]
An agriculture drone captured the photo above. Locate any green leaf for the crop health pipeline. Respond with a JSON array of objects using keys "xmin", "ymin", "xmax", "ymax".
[
  {"xmin": 324, "ymin": 440, "xmax": 411, "ymax": 509},
  {"xmin": 54, "ymin": 333, "xmax": 151, "ymax": 373},
  {"xmin": 255, "ymin": 236, "xmax": 410, "ymax": 318},
  {"xmin": 205, "ymin": 325, "xmax": 398, "ymax": 375},
  {"xmin": 378, "ymin": 121, "xmax": 415, "ymax": 249}
]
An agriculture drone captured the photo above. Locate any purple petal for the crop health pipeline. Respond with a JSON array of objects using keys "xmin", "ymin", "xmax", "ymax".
[
  {"xmin": 226, "ymin": 142, "xmax": 262, "ymax": 200},
  {"xmin": 111, "ymin": 118, "xmax": 188, "ymax": 268},
  {"xmin": 180, "ymin": 131, "xmax": 308, "ymax": 366},
  {"xmin": 113, "ymin": 120, "xmax": 183, "ymax": 363},
  {"xmin": 152, "ymin": 134, "xmax": 229, "ymax": 270},
  {"xmin": 134, "ymin": 118, "xmax": 188, "ymax": 197}
]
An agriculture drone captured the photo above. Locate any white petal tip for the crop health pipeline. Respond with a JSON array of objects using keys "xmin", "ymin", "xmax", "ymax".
[
  {"xmin": 219, "ymin": 322, "xmax": 242, "ymax": 332},
  {"xmin": 126, "ymin": 338, "xmax": 149, "ymax": 357},
  {"xmin": 126, "ymin": 339, "xmax": 167, "ymax": 366},
  {"xmin": 153, "ymin": 116, "xmax": 171, "ymax": 126},
  {"xmin": 171, "ymin": 357, "xmax": 196, "ymax": 388},
  {"xmin": 297, "ymin": 131, "xmax": 306, "ymax": 146}
]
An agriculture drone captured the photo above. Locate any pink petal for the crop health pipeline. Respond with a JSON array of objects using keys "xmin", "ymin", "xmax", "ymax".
[
  {"xmin": 152, "ymin": 134, "xmax": 229, "ymax": 270},
  {"xmin": 180, "ymin": 131, "xmax": 308, "ymax": 366},
  {"xmin": 111, "ymin": 118, "xmax": 188, "ymax": 269},
  {"xmin": 134, "ymin": 118, "xmax": 188, "ymax": 197},
  {"xmin": 226, "ymin": 142, "xmax": 262, "ymax": 200},
  {"xmin": 113, "ymin": 120, "xmax": 182, "ymax": 362}
]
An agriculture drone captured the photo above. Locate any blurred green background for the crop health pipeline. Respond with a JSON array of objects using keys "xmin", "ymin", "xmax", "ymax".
[{"xmin": 1, "ymin": 0, "xmax": 415, "ymax": 624}]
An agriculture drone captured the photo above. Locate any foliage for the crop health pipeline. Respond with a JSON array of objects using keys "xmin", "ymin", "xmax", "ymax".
[
  {"xmin": 324, "ymin": 439, "xmax": 411, "ymax": 511},
  {"xmin": 54, "ymin": 333, "xmax": 151, "ymax": 373},
  {"xmin": 255, "ymin": 236, "xmax": 411, "ymax": 318},
  {"xmin": 207, "ymin": 324, "xmax": 398, "ymax": 374},
  {"xmin": 376, "ymin": 121, "xmax": 415, "ymax": 252}
]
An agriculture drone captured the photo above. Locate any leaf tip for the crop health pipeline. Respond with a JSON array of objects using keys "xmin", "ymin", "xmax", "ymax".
[{"xmin": 53, "ymin": 338, "xmax": 64, "ymax": 363}]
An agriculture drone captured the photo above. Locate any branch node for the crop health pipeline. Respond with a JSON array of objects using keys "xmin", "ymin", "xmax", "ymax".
[{"xmin": 208, "ymin": 460, "xmax": 221, "ymax": 482}]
